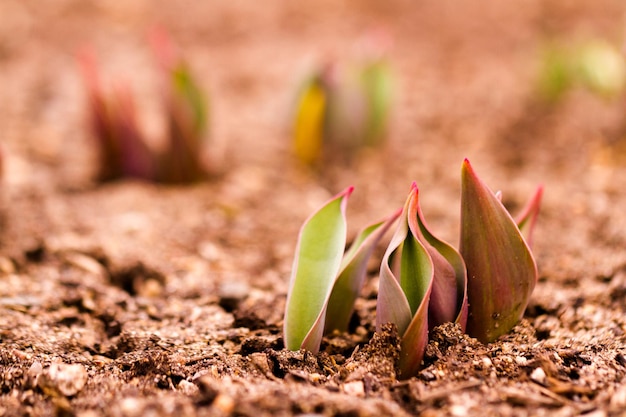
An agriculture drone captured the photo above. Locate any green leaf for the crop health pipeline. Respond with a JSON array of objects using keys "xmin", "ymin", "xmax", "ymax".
[
  {"xmin": 172, "ymin": 65, "xmax": 209, "ymax": 137},
  {"xmin": 537, "ymin": 44, "xmax": 574, "ymax": 103},
  {"xmin": 376, "ymin": 185, "xmax": 433, "ymax": 378},
  {"xmin": 324, "ymin": 208, "xmax": 401, "ymax": 334},
  {"xmin": 460, "ymin": 159, "xmax": 538, "ymax": 343},
  {"xmin": 398, "ymin": 284, "xmax": 431, "ymax": 379},
  {"xmin": 360, "ymin": 59, "xmax": 393, "ymax": 147},
  {"xmin": 284, "ymin": 187, "xmax": 353, "ymax": 352}
]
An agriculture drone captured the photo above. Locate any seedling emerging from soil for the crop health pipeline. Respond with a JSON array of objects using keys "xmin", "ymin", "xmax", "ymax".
[
  {"xmin": 150, "ymin": 29, "xmax": 211, "ymax": 183},
  {"xmin": 292, "ymin": 49, "xmax": 393, "ymax": 167},
  {"xmin": 378, "ymin": 160, "xmax": 541, "ymax": 377},
  {"xmin": 79, "ymin": 31, "xmax": 211, "ymax": 183},
  {"xmin": 460, "ymin": 159, "xmax": 539, "ymax": 344},
  {"xmin": 284, "ymin": 160, "xmax": 541, "ymax": 378},
  {"xmin": 376, "ymin": 183, "xmax": 468, "ymax": 378},
  {"xmin": 79, "ymin": 52, "xmax": 158, "ymax": 181},
  {"xmin": 283, "ymin": 187, "xmax": 400, "ymax": 353}
]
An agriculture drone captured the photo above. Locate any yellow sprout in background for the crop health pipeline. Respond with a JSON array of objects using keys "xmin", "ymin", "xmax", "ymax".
[
  {"xmin": 291, "ymin": 32, "xmax": 394, "ymax": 168},
  {"xmin": 293, "ymin": 78, "xmax": 327, "ymax": 167}
]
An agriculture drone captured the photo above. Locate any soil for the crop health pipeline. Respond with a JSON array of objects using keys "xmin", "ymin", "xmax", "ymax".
[{"xmin": 2, "ymin": 0, "xmax": 626, "ymax": 416}]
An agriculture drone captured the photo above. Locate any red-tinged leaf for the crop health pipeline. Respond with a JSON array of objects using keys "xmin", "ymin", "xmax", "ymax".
[
  {"xmin": 377, "ymin": 185, "xmax": 434, "ymax": 378},
  {"xmin": 460, "ymin": 159, "xmax": 538, "ymax": 343},
  {"xmin": 113, "ymin": 85, "xmax": 157, "ymax": 180},
  {"xmin": 376, "ymin": 229, "xmax": 413, "ymax": 335},
  {"xmin": 78, "ymin": 50, "xmax": 120, "ymax": 180},
  {"xmin": 377, "ymin": 186, "xmax": 432, "ymax": 335},
  {"xmin": 515, "ymin": 186, "xmax": 543, "ymax": 248},
  {"xmin": 284, "ymin": 187, "xmax": 353, "ymax": 353},
  {"xmin": 398, "ymin": 284, "xmax": 432, "ymax": 378},
  {"xmin": 408, "ymin": 185, "xmax": 468, "ymax": 330},
  {"xmin": 325, "ymin": 208, "xmax": 401, "ymax": 334}
]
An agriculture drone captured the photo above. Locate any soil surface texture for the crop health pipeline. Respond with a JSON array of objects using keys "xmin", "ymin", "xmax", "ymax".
[{"xmin": 2, "ymin": 0, "xmax": 626, "ymax": 416}]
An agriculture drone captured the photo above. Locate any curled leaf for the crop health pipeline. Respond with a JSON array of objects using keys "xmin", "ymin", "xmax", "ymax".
[
  {"xmin": 377, "ymin": 184, "xmax": 433, "ymax": 378},
  {"xmin": 284, "ymin": 187, "xmax": 352, "ymax": 352},
  {"xmin": 460, "ymin": 159, "xmax": 538, "ymax": 343},
  {"xmin": 324, "ymin": 208, "xmax": 401, "ymax": 334},
  {"xmin": 409, "ymin": 186, "xmax": 468, "ymax": 331}
]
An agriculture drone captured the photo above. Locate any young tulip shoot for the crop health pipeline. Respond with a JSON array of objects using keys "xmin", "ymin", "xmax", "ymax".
[
  {"xmin": 292, "ymin": 70, "xmax": 331, "ymax": 167},
  {"xmin": 284, "ymin": 187, "xmax": 399, "ymax": 353},
  {"xmin": 79, "ymin": 51, "xmax": 157, "ymax": 181},
  {"xmin": 291, "ymin": 44, "xmax": 393, "ymax": 168},
  {"xmin": 283, "ymin": 160, "xmax": 541, "ymax": 379},
  {"xmin": 151, "ymin": 28, "xmax": 211, "ymax": 183},
  {"xmin": 377, "ymin": 184, "xmax": 467, "ymax": 378},
  {"xmin": 79, "ymin": 30, "xmax": 211, "ymax": 184},
  {"xmin": 460, "ymin": 159, "xmax": 538, "ymax": 343}
]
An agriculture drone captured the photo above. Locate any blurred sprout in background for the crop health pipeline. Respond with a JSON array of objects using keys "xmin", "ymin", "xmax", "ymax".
[
  {"xmin": 292, "ymin": 31, "xmax": 394, "ymax": 168},
  {"xmin": 537, "ymin": 38, "xmax": 626, "ymax": 102},
  {"xmin": 79, "ymin": 29, "xmax": 212, "ymax": 184}
]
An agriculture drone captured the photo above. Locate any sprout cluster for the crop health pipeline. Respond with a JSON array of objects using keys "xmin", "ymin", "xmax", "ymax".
[
  {"xmin": 283, "ymin": 159, "xmax": 542, "ymax": 378},
  {"xmin": 79, "ymin": 30, "xmax": 210, "ymax": 183}
]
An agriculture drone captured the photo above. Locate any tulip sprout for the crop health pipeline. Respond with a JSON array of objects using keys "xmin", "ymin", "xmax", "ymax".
[
  {"xmin": 283, "ymin": 187, "xmax": 400, "ymax": 352},
  {"xmin": 377, "ymin": 183, "xmax": 468, "ymax": 377},
  {"xmin": 292, "ymin": 47, "xmax": 393, "ymax": 167},
  {"xmin": 459, "ymin": 159, "xmax": 539, "ymax": 343},
  {"xmin": 79, "ymin": 30, "xmax": 211, "ymax": 183},
  {"xmin": 284, "ymin": 159, "xmax": 542, "ymax": 378}
]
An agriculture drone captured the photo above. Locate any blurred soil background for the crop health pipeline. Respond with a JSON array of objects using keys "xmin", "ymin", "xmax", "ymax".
[{"xmin": 2, "ymin": 0, "xmax": 626, "ymax": 416}]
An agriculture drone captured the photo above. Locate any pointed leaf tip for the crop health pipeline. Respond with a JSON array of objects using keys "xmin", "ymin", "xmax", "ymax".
[
  {"xmin": 377, "ymin": 185, "xmax": 436, "ymax": 379},
  {"xmin": 284, "ymin": 188, "xmax": 351, "ymax": 352},
  {"xmin": 460, "ymin": 162, "xmax": 538, "ymax": 343},
  {"xmin": 516, "ymin": 186, "xmax": 543, "ymax": 248}
]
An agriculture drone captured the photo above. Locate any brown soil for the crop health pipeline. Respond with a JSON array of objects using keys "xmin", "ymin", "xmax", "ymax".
[{"xmin": 3, "ymin": 0, "xmax": 626, "ymax": 416}]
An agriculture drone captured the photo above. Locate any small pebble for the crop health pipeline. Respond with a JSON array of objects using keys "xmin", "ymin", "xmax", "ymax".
[
  {"xmin": 177, "ymin": 380, "xmax": 199, "ymax": 396},
  {"xmin": 343, "ymin": 380, "xmax": 365, "ymax": 397},
  {"xmin": 0, "ymin": 257, "xmax": 16, "ymax": 274},
  {"xmin": 249, "ymin": 352, "xmax": 271, "ymax": 374},
  {"xmin": 213, "ymin": 394, "xmax": 235, "ymax": 414},
  {"xmin": 118, "ymin": 397, "xmax": 143, "ymax": 417},
  {"xmin": 39, "ymin": 363, "xmax": 88, "ymax": 397},
  {"xmin": 26, "ymin": 361, "xmax": 43, "ymax": 388},
  {"xmin": 530, "ymin": 367, "xmax": 547, "ymax": 385},
  {"xmin": 515, "ymin": 356, "xmax": 528, "ymax": 365},
  {"xmin": 450, "ymin": 404, "xmax": 469, "ymax": 416}
]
